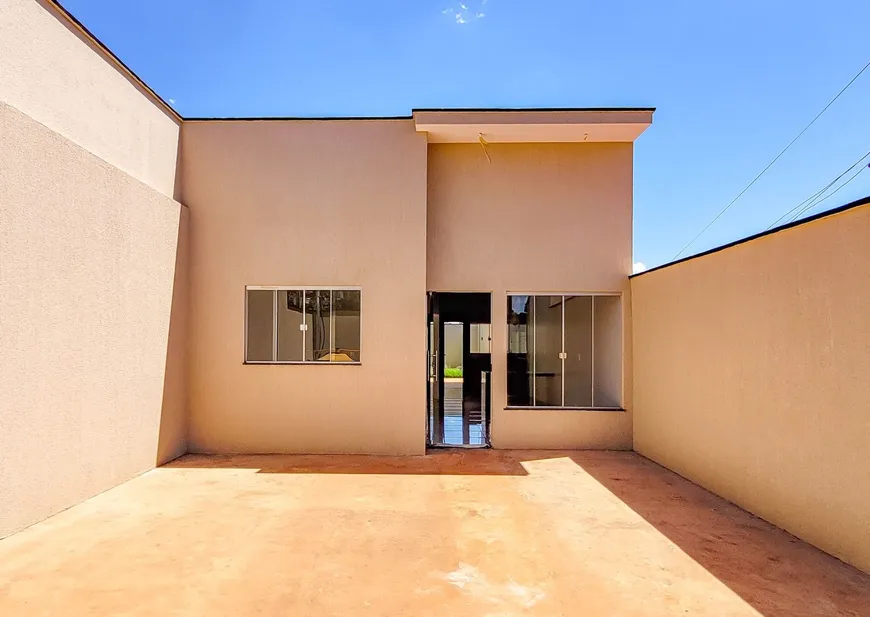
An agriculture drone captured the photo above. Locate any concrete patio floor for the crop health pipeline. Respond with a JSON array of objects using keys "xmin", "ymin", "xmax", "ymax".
[{"xmin": 0, "ymin": 451, "xmax": 867, "ymax": 616}]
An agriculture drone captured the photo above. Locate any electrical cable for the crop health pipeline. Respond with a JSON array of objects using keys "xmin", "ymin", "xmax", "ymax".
[
  {"xmin": 786, "ymin": 163, "xmax": 868, "ymax": 223},
  {"xmin": 766, "ymin": 150, "xmax": 870, "ymax": 229},
  {"xmin": 672, "ymin": 59, "xmax": 870, "ymax": 260}
]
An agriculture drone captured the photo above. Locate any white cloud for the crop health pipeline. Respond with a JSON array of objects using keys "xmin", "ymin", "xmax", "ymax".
[
  {"xmin": 168, "ymin": 98, "xmax": 176, "ymax": 104},
  {"xmin": 444, "ymin": 0, "xmax": 487, "ymax": 24},
  {"xmin": 632, "ymin": 262, "xmax": 647, "ymax": 274}
]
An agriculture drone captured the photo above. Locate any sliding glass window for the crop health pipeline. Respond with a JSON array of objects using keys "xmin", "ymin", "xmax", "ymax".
[
  {"xmin": 246, "ymin": 287, "xmax": 361, "ymax": 364},
  {"xmin": 506, "ymin": 294, "xmax": 622, "ymax": 408}
]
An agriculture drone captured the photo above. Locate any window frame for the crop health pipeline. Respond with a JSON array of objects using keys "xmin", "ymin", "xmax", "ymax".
[
  {"xmin": 505, "ymin": 292, "xmax": 624, "ymax": 411},
  {"xmin": 244, "ymin": 285, "xmax": 362, "ymax": 365}
]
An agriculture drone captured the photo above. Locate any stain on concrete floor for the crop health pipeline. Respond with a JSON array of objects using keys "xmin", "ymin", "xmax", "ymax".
[{"xmin": 0, "ymin": 450, "xmax": 867, "ymax": 616}]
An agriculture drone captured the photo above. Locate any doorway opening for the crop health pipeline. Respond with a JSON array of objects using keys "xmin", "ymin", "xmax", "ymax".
[{"xmin": 427, "ymin": 292, "xmax": 492, "ymax": 447}]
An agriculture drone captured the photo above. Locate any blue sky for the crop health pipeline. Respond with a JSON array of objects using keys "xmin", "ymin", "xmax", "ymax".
[{"xmin": 62, "ymin": 0, "xmax": 870, "ymax": 269}]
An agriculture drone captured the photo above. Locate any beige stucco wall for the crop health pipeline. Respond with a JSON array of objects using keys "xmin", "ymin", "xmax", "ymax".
[
  {"xmin": 631, "ymin": 204, "xmax": 870, "ymax": 573},
  {"xmin": 0, "ymin": 0, "xmax": 181, "ymax": 198},
  {"xmin": 157, "ymin": 207, "xmax": 190, "ymax": 464},
  {"xmin": 427, "ymin": 143, "xmax": 634, "ymax": 449},
  {"xmin": 0, "ymin": 101, "xmax": 187, "ymax": 537},
  {"xmin": 182, "ymin": 119, "xmax": 428, "ymax": 455}
]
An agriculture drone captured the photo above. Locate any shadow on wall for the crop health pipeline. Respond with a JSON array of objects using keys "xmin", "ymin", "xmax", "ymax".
[
  {"xmin": 156, "ymin": 206, "xmax": 189, "ymax": 465},
  {"xmin": 570, "ymin": 453, "xmax": 870, "ymax": 617}
]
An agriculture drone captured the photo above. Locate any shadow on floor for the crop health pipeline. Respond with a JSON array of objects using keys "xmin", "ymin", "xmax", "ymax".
[
  {"xmin": 565, "ymin": 452, "xmax": 870, "ymax": 617},
  {"xmin": 165, "ymin": 449, "xmax": 529, "ymax": 476},
  {"xmin": 163, "ymin": 450, "xmax": 870, "ymax": 615}
]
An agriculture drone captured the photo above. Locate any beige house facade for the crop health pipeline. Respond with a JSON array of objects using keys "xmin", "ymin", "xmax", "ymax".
[
  {"xmin": 182, "ymin": 113, "xmax": 649, "ymax": 456},
  {"xmin": 2, "ymin": 0, "xmax": 868, "ymax": 575}
]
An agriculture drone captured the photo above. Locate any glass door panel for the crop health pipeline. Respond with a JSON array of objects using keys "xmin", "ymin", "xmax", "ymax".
[
  {"xmin": 442, "ymin": 322, "xmax": 464, "ymax": 444},
  {"xmin": 428, "ymin": 301, "xmax": 442, "ymax": 444}
]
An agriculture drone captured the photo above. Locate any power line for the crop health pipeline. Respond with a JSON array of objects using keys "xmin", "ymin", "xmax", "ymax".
[
  {"xmin": 766, "ymin": 150, "xmax": 870, "ymax": 229},
  {"xmin": 786, "ymin": 163, "xmax": 868, "ymax": 223},
  {"xmin": 672, "ymin": 58, "xmax": 870, "ymax": 260}
]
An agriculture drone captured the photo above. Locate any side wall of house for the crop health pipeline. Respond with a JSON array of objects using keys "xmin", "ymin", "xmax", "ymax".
[
  {"xmin": 182, "ymin": 120, "xmax": 428, "ymax": 455},
  {"xmin": 0, "ymin": 1, "xmax": 186, "ymax": 537},
  {"xmin": 427, "ymin": 143, "xmax": 634, "ymax": 449},
  {"xmin": 631, "ymin": 204, "xmax": 870, "ymax": 573},
  {"xmin": 0, "ymin": 0, "xmax": 181, "ymax": 199}
]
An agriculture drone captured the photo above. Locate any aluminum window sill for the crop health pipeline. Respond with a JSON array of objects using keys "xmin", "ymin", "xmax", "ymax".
[
  {"xmin": 243, "ymin": 361, "xmax": 362, "ymax": 366},
  {"xmin": 504, "ymin": 406, "xmax": 625, "ymax": 412}
]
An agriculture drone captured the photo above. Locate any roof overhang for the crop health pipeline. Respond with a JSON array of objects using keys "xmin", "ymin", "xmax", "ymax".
[{"xmin": 413, "ymin": 108, "xmax": 653, "ymax": 144}]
